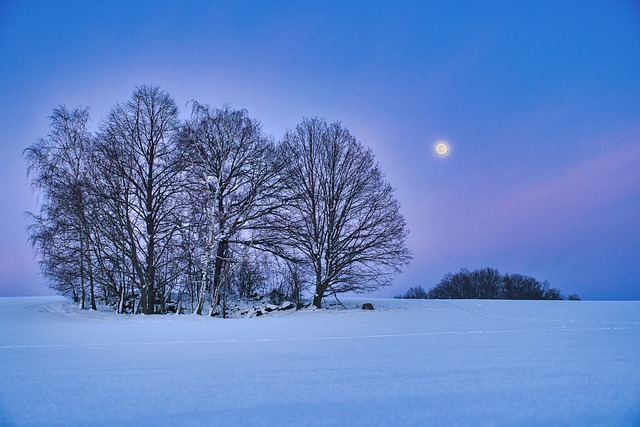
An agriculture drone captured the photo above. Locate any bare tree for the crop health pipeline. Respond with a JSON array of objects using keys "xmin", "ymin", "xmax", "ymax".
[
  {"xmin": 276, "ymin": 118, "xmax": 412, "ymax": 308},
  {"xmin": 471, "ymin": 267, "xmax": 502, "ymax": 299},
  {"xmin": 427, "ymin": 270, "xmax": 471, "ymax": 299},
  {"xmin": 178, "ymin": 104, "xmax": 282, "ymax": 315},
  {"xmin": 25, "ymin": 106, "xmax": 97, "ymax": 309},
  {"xmin": 427, "ymin": 268, "xmax": 500, "ymax": 299},
  {"xmin": 94, "ymin": 86, "xmax": 183, "ymax": 314},
  {"xmin": 502, "ymin": 273, "xmax": 549, "ymax": 300}
]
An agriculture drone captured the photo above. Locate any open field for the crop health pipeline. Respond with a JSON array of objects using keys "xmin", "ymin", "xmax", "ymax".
[{"xmin": 1, "ymin": 296, "xmax": 639, "ymax": 426}]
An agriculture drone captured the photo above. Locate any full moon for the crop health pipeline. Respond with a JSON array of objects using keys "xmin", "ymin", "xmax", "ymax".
[{"xmin": 434, "ymin": 141, "xmax": 449, "ymax": 157}]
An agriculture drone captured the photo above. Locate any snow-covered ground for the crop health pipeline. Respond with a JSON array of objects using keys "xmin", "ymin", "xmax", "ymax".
[{"xmin": 1, "ymin": 296, "xmax": 639, "ymax": 426}]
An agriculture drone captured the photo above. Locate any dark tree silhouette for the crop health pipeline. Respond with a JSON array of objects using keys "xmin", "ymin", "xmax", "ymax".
[
  {"xmin": 275, "ymin": 118, "xmax": 412, "ymax": 308},
  {"xmin": 398, "ymin": 268, "xmax": 571, "ymax": 300},
  {"xmin": 502, "ymin": 273, "xmax": 548, "ymax": 300},
  {"xmin": 396, "ymin": 285, "xmax": 428, "ymax": 299},
  {"xmin": 25, "ymin": 106, "xmax": 97, "ymax": 310},
  {"xmin": 178, "ymin": 104, "xmax": 282, "ymax": 315},
  {"xmin": 94, "ymin": 86, "xmax": 183, "ymax": 314},
  {"xmin": 26, "ymin": 88, "xmax": 415, "ymax": 314}
]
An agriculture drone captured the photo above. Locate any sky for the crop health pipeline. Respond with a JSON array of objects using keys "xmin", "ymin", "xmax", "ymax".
[{"xmin": 1, "ymin": 0, "xmax": 639, "ymax": 300}]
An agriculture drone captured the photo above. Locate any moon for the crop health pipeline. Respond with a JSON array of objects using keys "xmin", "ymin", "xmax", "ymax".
[{"xmin": 434, "ymin": 141, "xmax": 449, "ymax": 157}]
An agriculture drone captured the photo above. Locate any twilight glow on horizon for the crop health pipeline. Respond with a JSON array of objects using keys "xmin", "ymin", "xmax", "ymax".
[{"xmin": 0, "ymin": 1, "xmax": 638, "ymax": 299}]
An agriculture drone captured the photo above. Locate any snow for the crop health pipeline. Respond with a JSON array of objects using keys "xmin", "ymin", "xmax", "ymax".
[{"xmin": 1, "ymin": 297, "xmax": 639, "ymax": 426}]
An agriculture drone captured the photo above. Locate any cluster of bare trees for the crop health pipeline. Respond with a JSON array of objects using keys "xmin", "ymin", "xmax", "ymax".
[
  {"xmin": 397, "ymin": 267, "xmax": 577, "ymax": 300},
  {"xmin": 25, "ymin": 86, "xmax": 412, "ymax": 315}
]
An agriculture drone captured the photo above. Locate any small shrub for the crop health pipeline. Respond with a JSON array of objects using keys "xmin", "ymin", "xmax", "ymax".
[{"xmin": 396, "ymin": 285, "xmax": 428, "ymax": 299}]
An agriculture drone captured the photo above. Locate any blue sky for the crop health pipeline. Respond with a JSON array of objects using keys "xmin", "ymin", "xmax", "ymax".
[{"xmin": 1, "ymin": 1, "xmax": 639, "ymax": 299}]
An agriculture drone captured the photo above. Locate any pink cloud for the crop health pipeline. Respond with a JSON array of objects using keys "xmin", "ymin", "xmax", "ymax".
[{"xmin": 472, "ymin": 134, "xmax": 639, "ymax": 248}]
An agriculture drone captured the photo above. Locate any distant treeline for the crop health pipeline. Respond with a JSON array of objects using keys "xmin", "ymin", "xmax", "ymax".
[{"xmin": 397, "ymin": 268, "xmax": 580, "ymax": 300}]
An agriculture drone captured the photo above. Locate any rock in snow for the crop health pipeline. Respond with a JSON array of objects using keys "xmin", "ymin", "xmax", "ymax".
[{"xmin": 279, "ymin": 301, "xmax": 295, "ymax": 311}]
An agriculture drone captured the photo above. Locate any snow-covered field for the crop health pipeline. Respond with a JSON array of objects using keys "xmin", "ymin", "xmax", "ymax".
[{"xmin": 0, "ymin": 296, "xmax": 639, "ymax": 426}]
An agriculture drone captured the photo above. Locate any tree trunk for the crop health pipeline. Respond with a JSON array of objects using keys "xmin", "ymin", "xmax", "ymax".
[
  {"xmin": 118, "ymin": 286, "xmax": 126, "ymax": 314},
  {"xmin": 86, "ymin": 239, "xmax": 97, "ymax": 310},
  {"xmin": 89, "ymin": 273, "xmax": 97, "ymax": 310},
  {"xmin": 141, "ymin": 263, "xmax": 155, "ymax": 314},
  {"xmin": 195, "ymin": 215, "xmax": 214, "ymax": 315},
  {"xmin": 143, "ymin": 208, "xmax": 156, "ymax": 315},
  {"xmin": 80, "ymin": 237, "xmax": 86, "ymax": 310},
  {"xmin": 194, "ymin": 272, "xmax": 207, "ymax": 315},
  {"xmin": 313, "ymin": 280, "xmax": 327, "ymax": 309},
  {"xmin": 211, "ymin": 239, "xmax": 228, "ymax": 312}
]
